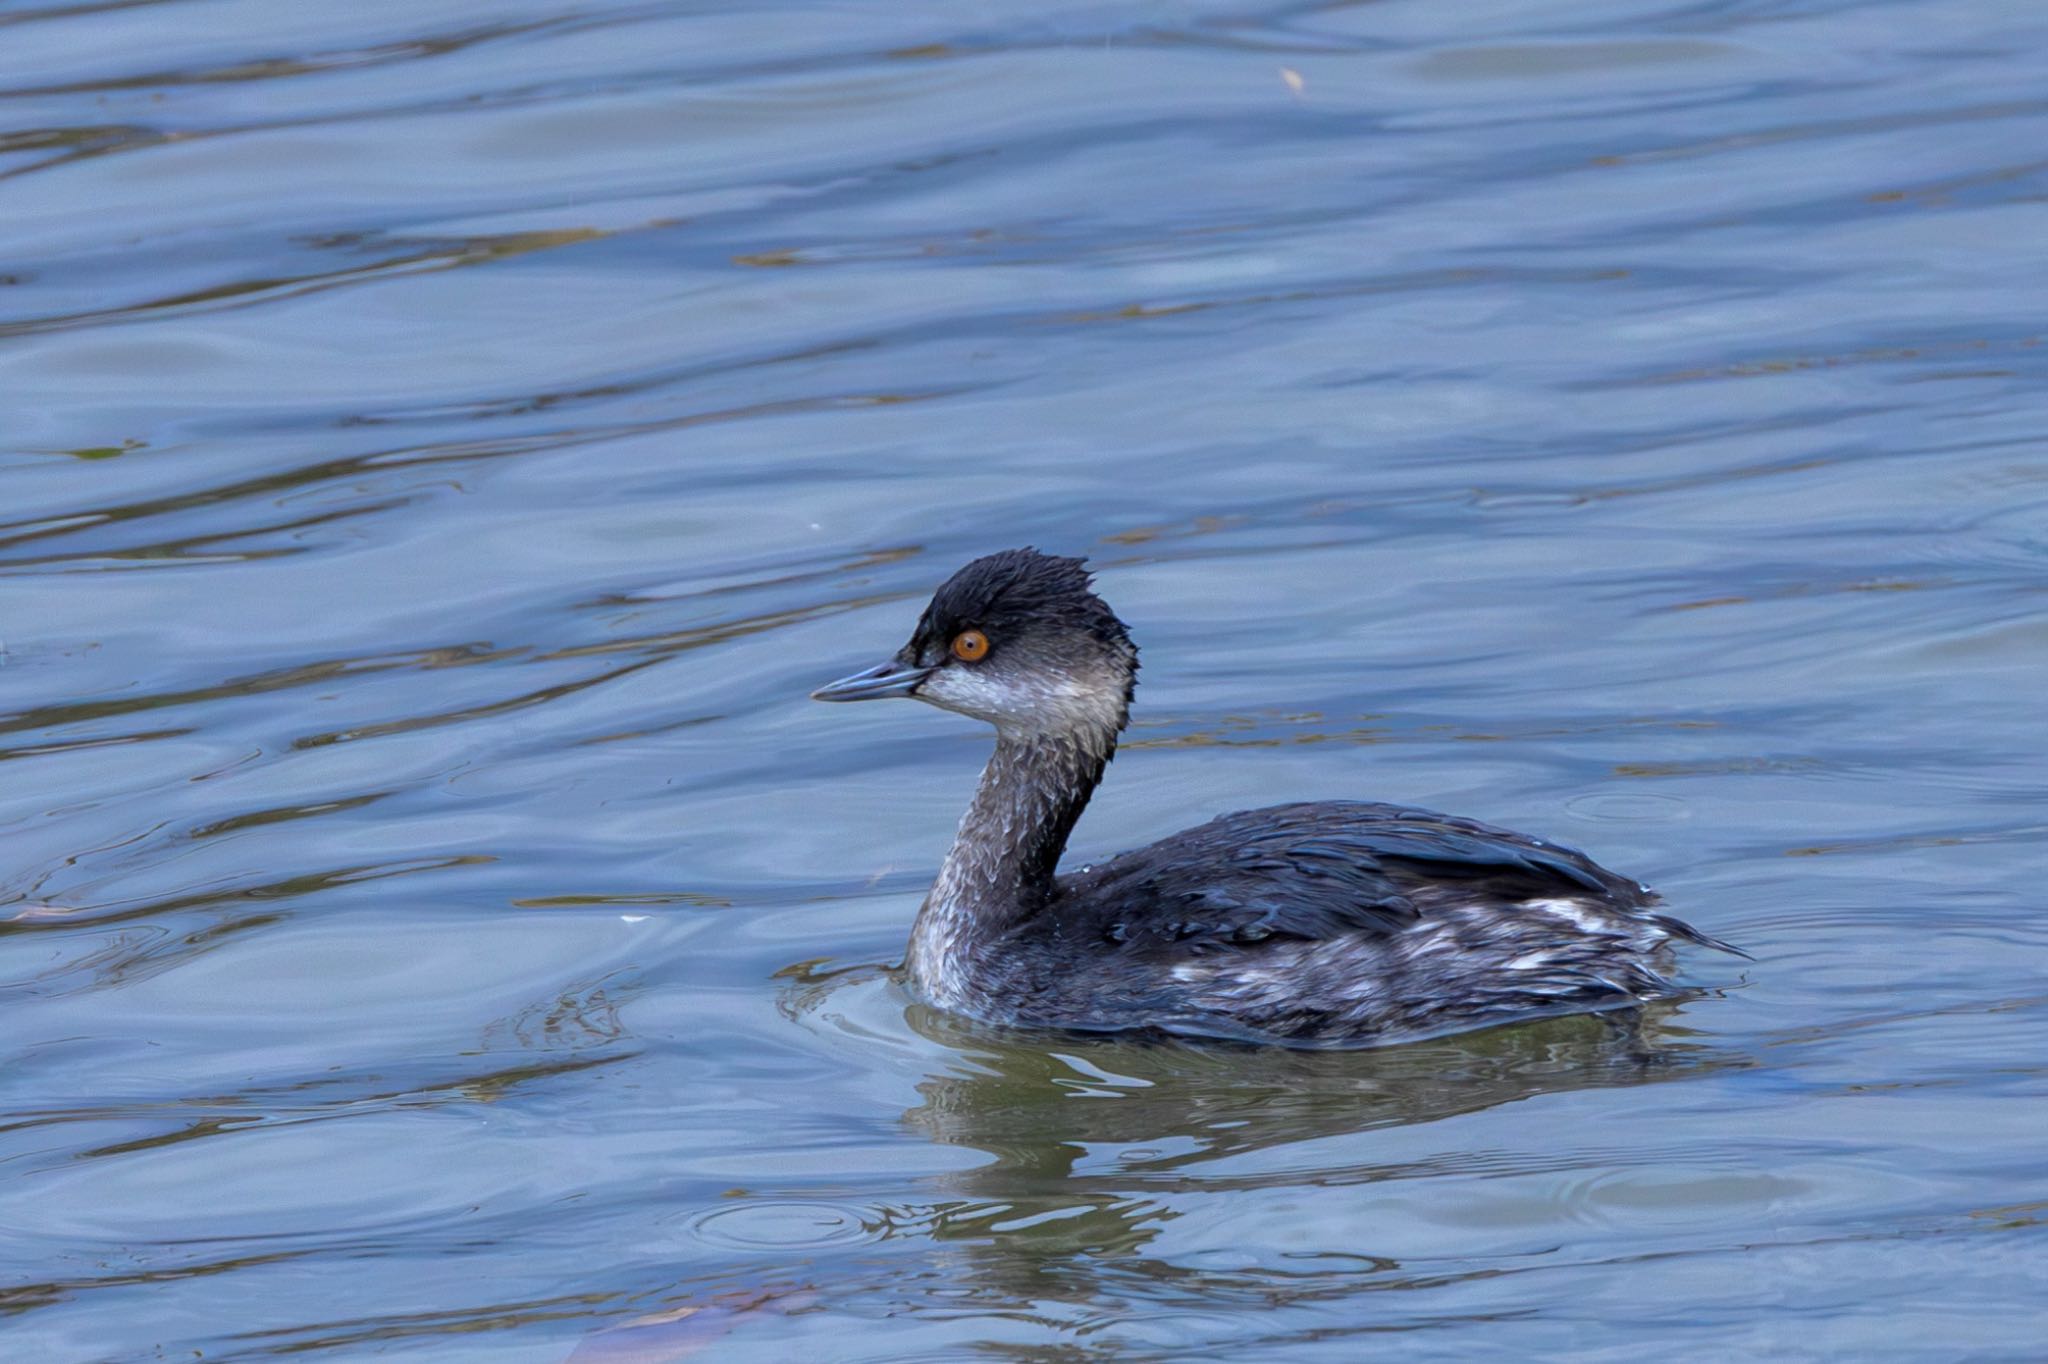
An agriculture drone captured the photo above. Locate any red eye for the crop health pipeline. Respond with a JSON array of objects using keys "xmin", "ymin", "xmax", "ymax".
[{"xmin": 951, "ymin": 629, "xmax": 989, "ymax": 662}]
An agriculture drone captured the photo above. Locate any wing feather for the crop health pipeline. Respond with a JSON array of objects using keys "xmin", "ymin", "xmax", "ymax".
[{"xmin": 1044, "ymin": 801, "xmax": 1648, "ymax": 960}]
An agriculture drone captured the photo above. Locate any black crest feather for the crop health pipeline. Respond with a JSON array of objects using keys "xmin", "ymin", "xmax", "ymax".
[{"xmin": 916, "ymin": 547, "xmax": 1132, "ymax": 654}]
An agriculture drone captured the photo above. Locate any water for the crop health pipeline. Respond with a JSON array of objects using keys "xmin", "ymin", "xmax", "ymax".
[{"xmin": 4, "ymin": 0, "xmax": 2046, "ymax": 1358}]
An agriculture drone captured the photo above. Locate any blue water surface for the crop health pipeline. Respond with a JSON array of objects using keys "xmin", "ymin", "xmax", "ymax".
[{"xmin": 3, "ymin": 0, "xmax": 2046, "ymax": 1359}]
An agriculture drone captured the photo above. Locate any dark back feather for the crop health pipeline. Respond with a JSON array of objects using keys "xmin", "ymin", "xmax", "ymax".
[{"xmin": 1039, "ymin": 801, "xmax": 1651, "ymax": 961}]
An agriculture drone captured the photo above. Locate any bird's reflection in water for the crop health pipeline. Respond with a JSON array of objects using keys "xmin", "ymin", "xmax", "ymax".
[
  {"xmin": 571, "ymin": 985, "xmax": 1740, "ymax": 1361},
  {"xmin": 896, "ymin": 1000, "xmax": 1739, "ymax": 1274}
]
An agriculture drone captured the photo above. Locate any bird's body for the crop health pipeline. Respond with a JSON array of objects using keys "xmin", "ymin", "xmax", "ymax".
[{"xmin": 815, "ymin": 549, "xmax": 1740, "ymax": 1047}]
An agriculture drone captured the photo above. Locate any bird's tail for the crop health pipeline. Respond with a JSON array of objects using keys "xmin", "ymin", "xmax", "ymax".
[{"xmin": 1649, "ymin": 913, "xmax": 1753, "ymax": 960}]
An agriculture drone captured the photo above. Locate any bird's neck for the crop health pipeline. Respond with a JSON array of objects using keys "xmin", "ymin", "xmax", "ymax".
[{"xmin": 908, "ymin": 721, "xmax": 1117, "ymax": 1004}]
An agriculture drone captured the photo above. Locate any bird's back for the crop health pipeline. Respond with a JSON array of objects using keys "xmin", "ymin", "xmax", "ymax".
[{"xmin": 974, "ymin": 801, "xmax": 1730, "ymax": 1044}]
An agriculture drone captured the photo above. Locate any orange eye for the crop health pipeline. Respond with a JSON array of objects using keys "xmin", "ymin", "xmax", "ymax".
[{"xmin": 950, "ymin": 629, "xmax": 990, "ymax": 662}]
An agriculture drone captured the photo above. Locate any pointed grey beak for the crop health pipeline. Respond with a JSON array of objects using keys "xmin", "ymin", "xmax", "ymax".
[{"xmin": 811, "ymin": 660, "xmax": 933, "ymax": 703}]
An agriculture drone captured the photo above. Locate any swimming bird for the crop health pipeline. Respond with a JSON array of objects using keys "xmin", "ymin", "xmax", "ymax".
[{"xmin": 813, "ymin": 549, "xmax": 1742, "ymax": 1046}]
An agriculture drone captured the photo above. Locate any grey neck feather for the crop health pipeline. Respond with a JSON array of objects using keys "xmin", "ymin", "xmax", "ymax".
[{"xmin": 907, "ymin": 721, "xmax": 1116, "ymax": 1005}]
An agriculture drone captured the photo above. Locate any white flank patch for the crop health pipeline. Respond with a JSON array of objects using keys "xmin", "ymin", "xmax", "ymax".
[{"xmin": 1522, "ymin": 897, "xmax": 1609, "ymax": 932}]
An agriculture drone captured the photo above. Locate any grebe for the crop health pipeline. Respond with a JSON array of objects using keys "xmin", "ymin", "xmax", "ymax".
[{"xmin": 813, "ymin": 549, "xmax": 1742, "ymax": 1046}]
